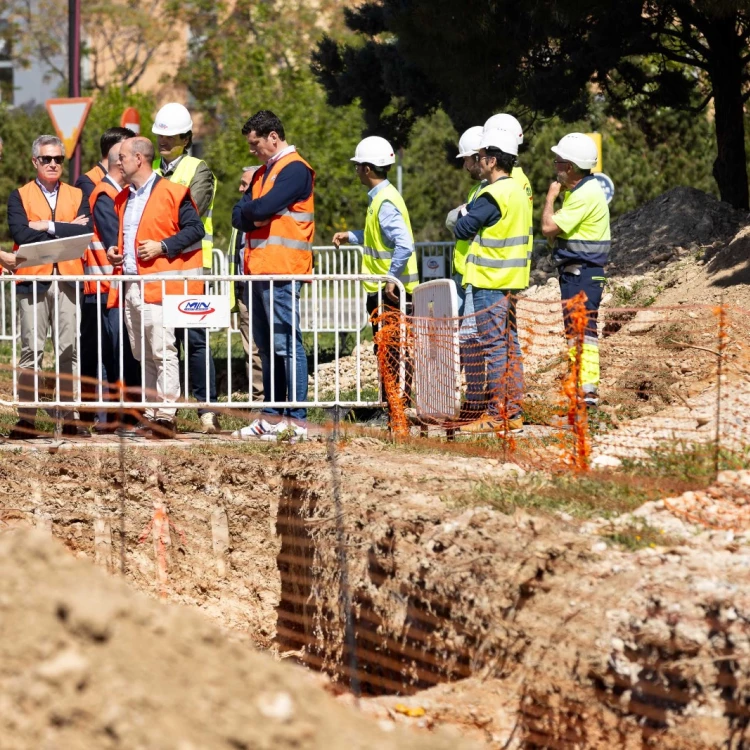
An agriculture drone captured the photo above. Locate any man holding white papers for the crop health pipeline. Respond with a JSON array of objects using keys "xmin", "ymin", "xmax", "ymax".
[{"xmin": 7, "ymin": 135, "xmax": 91, "ymax": 439}]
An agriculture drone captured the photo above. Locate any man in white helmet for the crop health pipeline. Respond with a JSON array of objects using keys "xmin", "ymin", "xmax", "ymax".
[
  {"xmin": 445, "ymin": 126, "xmax": 485, "ymax": 417},
  {"xmin": 541, "ymin": 132, "xmax": 610, "ymax": 408},
  {"xmin": 484, "ymin": 113, "xmax": 533, "ymax": 287},
  {"xmin": 332, "ymin": 135, "xmax": 418, "ymax": 420},
  {"xmin": 152, "ymin": 102, "xmax": 219, "ymax": 433},
  {"xmin": 452, "ymin": 129, "xmax": 528, "ymax": 436}
]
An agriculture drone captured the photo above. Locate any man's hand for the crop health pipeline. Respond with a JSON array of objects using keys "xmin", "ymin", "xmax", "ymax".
[
  {"xmin": 107, "ymin": 246, "xmax": 124, "ymax": 267},
  {"xmin": 254, "ymin": 219, "xmax": 270, "ymax": 228},
  {"xmin": 384, "ymin": 281, "xmax": 398, "ymax": 305},
  {"xmin": 546, "ymin": 181, "xmax": 563, "ymax": 202},
  {"xmin": 0, "ymin": 250, "xmax": 17, "ymax": 271},
  {"xmin": 71, "ymin": 214, "xmax": 89, "ymax": 226},
  {"xmin": 332, "ymin": 231, "xmax": 349, "ymax": 249},
  {"xmin": 29, "ymin": 220, "xmax": 49, "ymax": 232},
  {"xmin": 137, "ymin": 240, "xmax": 164, "ymax": 262}
]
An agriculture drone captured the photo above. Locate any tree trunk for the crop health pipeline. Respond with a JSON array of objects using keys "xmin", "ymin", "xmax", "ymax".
[{"xmin": 706, "ymin": 17, "xmax": 749, "ymax": 210}]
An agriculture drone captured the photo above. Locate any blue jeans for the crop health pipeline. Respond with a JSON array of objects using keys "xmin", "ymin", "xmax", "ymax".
[
  {"xmin": 471, "ymin": 286, "xmax": 524, "ymax": 419},
  {"xmin": 251, "ymin": 280, "xmax": 308, "ymax": 421}
]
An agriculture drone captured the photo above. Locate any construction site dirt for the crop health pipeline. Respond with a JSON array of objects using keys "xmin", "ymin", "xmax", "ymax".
[{"xmin": 1, "ymin": 187, "xmax": 750, "ymax": 748}]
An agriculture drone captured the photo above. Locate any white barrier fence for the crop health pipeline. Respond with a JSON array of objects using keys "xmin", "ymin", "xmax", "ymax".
[{"xmin": 0, "ymin": 273, "xmax": 405, "ymax": 421}]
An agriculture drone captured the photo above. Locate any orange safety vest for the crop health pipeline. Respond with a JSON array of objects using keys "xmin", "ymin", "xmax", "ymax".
[
  {"xmin": 84, "ymin": 178, "xmax": 121, "ymax": 295},
  {"xmin": 244, "ymin": 150, "xmax": 315, "ymax": 275},
  {"xmin": 84, "ymin": 162, "xmax": 106, "ymax": 187},
  {"xmin": 13, "ymin": 181, "xmax": 85, "ymax": 277},
  {"xmin": 110, "ymin": 176, "xmax": 203, "ymax": 306}
]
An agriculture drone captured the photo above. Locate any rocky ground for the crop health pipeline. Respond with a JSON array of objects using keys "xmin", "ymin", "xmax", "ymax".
[{"xmin": 0, "ymin": 186, "xmax": 749, "ymax": 748}]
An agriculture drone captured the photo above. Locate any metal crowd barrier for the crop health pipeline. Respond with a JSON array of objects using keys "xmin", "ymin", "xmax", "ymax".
[{"xmin": 0, "ymin": 273, "xmax": 405, "ymax": 417}]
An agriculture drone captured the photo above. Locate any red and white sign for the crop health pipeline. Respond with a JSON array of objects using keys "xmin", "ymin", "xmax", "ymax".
[
  {"xmin": 121, "ymin": 107, "xmax": 141, "ymax": 135},
  {"xmin": 163, "ymin": 295, "xmax": 230, "ymax": 328},
  {"xmin": 45, "ymin": 97, "xmax": 93, "ymax": 156}
]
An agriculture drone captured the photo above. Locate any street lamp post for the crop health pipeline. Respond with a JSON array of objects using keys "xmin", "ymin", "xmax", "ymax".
[{"xmin": 68, "ymin": 0, "xmax": 81, "ymax": 182}]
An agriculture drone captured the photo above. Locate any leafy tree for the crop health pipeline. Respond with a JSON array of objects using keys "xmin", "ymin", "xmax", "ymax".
[
  {"xmin": 313, "ymin": 0, "xmax": 750, "ymax": 209},
  {"xmin": 170, "ymin": 0, "xmax": 368, "ymax": 248}
]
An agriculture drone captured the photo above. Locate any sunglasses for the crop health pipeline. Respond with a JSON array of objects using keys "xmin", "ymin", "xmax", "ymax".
[{"xmin": 37, "ymin": 155, "xmax": 64, "ymax": 165}]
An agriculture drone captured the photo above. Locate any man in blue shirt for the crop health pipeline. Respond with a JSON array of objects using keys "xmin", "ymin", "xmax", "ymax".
[{"xmin": 333, "ymin": 136, "xmax": 419, "ymax": 419}]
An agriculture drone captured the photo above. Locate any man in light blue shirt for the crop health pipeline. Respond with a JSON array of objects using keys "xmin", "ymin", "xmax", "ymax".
[{"xmin": 333, "ymin": 136, "xmax": 418, "ymax": 422}]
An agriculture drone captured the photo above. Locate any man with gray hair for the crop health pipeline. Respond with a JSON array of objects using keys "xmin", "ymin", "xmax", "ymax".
[{"xmin": 7, "ymin": 134, "xmax": 91, "ymax": 438}]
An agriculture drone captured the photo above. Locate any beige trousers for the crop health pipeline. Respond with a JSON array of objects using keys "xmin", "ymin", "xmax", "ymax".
[
  {"xmin": 237, "ymin": 295, "xmax": 264, "ymax": 401},
  {"xmin": 17, "ymin": 281, "xmax": 78, "ymax": 422},
  {"xmin": 124, "ymin": 282, "xmax": 179, "ymax": 420}
]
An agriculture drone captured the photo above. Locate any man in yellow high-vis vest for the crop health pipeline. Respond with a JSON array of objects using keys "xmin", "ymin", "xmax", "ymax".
[
  {"xmin": 541, "ymin": 133, "xmax": 610, "ymax": 409},
  {"xmin": 484, "ymin": 113, "xmax": 533, "ymax": 288},
  {"xmin": 445, "ymin": 126, "xmax": 486, "ymax": 416},
  {"xmin": 452, "ymin": 129, "xmax": 528, "ymax": 436},
  {"xmin": 152, "ymin": 102, "xmax": 219, "ymax": 433},
  {"xmin": 332, "ymin": 136, "xmax": 419, "ymax": 420}
]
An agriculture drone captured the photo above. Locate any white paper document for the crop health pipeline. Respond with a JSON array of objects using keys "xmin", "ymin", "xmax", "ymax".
[{"xmin": 15, "ymin": 233, "xmax": 93, "ymax": 270}]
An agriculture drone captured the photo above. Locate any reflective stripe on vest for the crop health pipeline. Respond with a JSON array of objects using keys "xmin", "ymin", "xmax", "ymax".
[
  {"xmin": 463, "ymin": 176, "xmax": 529, "ymax": 291},
  {"xmin": 85, "ymin": 178, "xmax": 121, "ymax": 295},
  {"xmin": 13, "ymin": 181, "xmax": 84, "ymax": 279},
  {"xmin": 249, "ymin": 236, "xmax": 312, "ymax": 251},
  {"xmin": 277, "ymin": 207, "xmax": 315, "ymax": 222},
  {"xmin": 114, "ymin": 177, "xmax": 203, "ymax": 305},
  {"xmin": 154, "ymin": 154, "xmax": 216, "ymax": 268},
  {"xmin": 453, "ymin": 181, "xmax": 483, "ymax": 277},
  {"xmin": 245, "ymin": 150, "xmax": 315, "ymax": 276},
  {"xmin": 512, "ymin": 166, "xmax": 533, "ymax": 287},
  {"xmin": 362, "ymin": 181, "xmax": 418, "ymax": 294},
  {"xmin": 554, "ymin": 175, "xmax": 610, "ymax": 267}
]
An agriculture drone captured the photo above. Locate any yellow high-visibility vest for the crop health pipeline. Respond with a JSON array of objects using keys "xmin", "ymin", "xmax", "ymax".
[
  {"xmin": 512, "ymin": 165, "xmax": 533, "ymax": 288},
  {"xmin": 453, "ymin": 181, "xmax": 482, "ymax": 277},
  {"xmin": 362, "ymin": 182, "xmax": 419, "ymax": 294},
  {"xmin": 154, "ymin": 155, "xmax": 216, "ymax": 269},
  {"xmin": 463, "ymin": 176, "xmax": 529, "ymax": 290}
]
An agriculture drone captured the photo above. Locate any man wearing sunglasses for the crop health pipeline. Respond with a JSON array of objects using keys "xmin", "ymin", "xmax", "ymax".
[{"xmin": 7, "ymin": 135, "xmax": 92, "ymax": 439}]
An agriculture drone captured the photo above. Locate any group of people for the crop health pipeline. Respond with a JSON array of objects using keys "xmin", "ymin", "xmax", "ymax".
[
  {"xmin": 333, "ymin": 117, "xmax": 610, "ymax": 435},
  {"xmin": 1, "ymin": 101, "xmax": 609, "ymax": 440}
]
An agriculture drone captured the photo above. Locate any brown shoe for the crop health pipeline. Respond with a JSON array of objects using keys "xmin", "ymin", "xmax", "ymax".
[{"xmin": 460, "ymin": 415, "xmax": 524, "ymax": 435}]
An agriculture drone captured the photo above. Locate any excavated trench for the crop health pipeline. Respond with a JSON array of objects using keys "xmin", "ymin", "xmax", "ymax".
[{"xmin": 1, "ymin": 444, "xmax": 748, "ymax": 747}]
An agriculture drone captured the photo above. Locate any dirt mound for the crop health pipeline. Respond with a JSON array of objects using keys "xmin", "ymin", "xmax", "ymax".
[
  {"xmin": 609, "ymin": 187, "xmax": 748, "ymax": 273},
  {"xmin": 0, "ymin": 528, "xmax": 474, "ymax": 750}
]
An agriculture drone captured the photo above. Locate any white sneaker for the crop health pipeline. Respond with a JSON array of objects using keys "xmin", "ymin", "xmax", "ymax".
[
  {"xmin": 231, "ymin": 418, "xmax": 276, "ymax": 439},
  {"xmin": 260, "ymin": 420, "xmax": 308, "ymax": 443},
  {"xmin": 200, "ymin": 412, "xmax": 220, "ymax": 434}
]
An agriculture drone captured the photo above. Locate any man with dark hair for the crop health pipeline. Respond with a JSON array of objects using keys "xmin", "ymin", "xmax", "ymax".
[
  {"xmin": 453, "ymin": 129, "xmax": 528, "ymax": 436},
  {"xmin": 152, "ymin": 102, "xmax": 219, "ymax": 433},
  {"xmin": 76, "ymin": 127, "xmax": 134, "ymax": 202},
  {"xmin": 231, "ymin": 110, "xmax": 314, "ymax": 442}
]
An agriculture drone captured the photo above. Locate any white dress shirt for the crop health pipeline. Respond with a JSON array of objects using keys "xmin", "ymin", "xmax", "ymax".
[
  {"xmin": 122, "ymin": 171, "xmax": 158, "ymax": 274},
  {"xmin": 36, "ymin": 179, "xmax": 59, "ymax": 235}
]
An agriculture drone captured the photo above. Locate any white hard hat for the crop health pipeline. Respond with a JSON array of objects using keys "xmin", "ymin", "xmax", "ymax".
[
  {"xmin": 152, "ymin": 103, "xmax": 193, "ymax": 137},
  {"xmin": 484, "ymin": 113, "xmax": 524, "ymax": 145},
  {"xmin": 456, "ymin": 126, "xmax": 484, "ymax": 158},
  {"xmin": 479, "ymin": 128, "xmax": 519, "ymax": 156},
  {"xmin": 551, "ymin": 133, "xmax": 599, "ymax": 169},
  {"xmin": 350, "ymin": 136, "xmax": 395, "ymax": 167}
]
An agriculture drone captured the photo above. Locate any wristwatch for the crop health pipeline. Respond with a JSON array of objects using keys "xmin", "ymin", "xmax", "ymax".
[{"xmin": 160, "ymin": 241, "xmax": 168, "ymax": 255}]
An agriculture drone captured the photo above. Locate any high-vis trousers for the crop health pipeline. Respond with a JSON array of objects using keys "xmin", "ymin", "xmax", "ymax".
[{"xmin": 559, "ymin": 264, "xmax": 606, "ymax": 392}]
